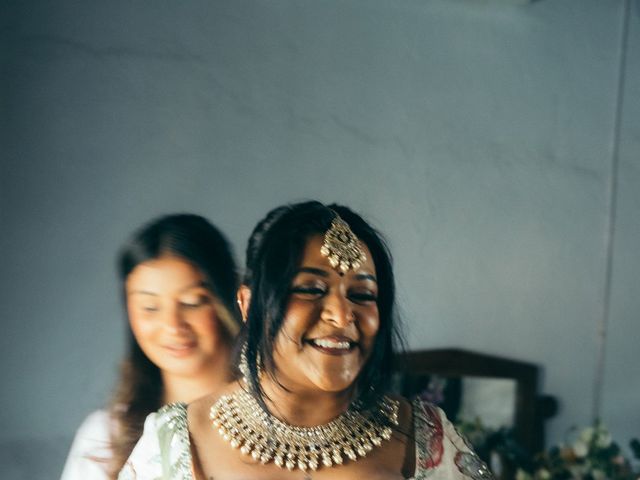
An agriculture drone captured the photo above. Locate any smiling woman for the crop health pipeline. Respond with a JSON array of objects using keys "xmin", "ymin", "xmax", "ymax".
[
  {"xmin": 268, "ymin": 235, "xmax": 380, "ymax": 396},
  {"xmin": 119, "ymin": 202, "xmax": 493, "ymax": 480},
  {"xmin": 60, "ymin": 214, "xmax": 240, "ymax": 480},
  {"xmin": 125, "ymin": 256, "xmax": 232, "ymax": 388}
]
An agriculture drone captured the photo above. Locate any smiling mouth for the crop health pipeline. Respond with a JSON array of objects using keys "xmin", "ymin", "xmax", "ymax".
[
  {"xmin": 163, "ymin": 342, "xmax": 197, "ymax": 356},
  {"xmin": 306, "ymin": 337, "xmax": 357, "ymax": 355}
]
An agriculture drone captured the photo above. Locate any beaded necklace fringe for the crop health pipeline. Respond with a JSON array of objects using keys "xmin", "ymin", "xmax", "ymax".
[{"xmin": 210, "ymin": 389, "xmax": 399, "ymax": 472}]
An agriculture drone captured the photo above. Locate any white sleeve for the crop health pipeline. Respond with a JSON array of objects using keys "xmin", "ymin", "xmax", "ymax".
[
  {"xmin": 439, "ymin": 409, "xmax": 493, "ymax": 479},
  {"xmin": 60, "ymin": 410, "xmax": 112, "ymax": 480},
  {"xmin": 412, "ymin": 399, "xmax": 493, "ymax": 480},
  {"xmin": 117, "ymin": 412, "xmax": 163, "ymax": 480}
]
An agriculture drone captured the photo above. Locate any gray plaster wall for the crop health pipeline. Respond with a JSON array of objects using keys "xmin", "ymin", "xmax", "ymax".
[
  {"xmin": 1, "ymin": 0, "xmax": 638, "ymax": 478},
  {"xmin": 602, "ymin": 0, "xmax": 640, "ymax": 462}
]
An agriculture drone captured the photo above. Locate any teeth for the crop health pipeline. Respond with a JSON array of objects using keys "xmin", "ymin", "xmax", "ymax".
[{"xmin": 312, "ymin": 339, "xmax": 351, "ymax": 349}]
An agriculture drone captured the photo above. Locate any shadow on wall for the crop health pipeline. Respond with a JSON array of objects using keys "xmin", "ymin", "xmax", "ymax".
[{"xmin": 0, "ymin": 436, "xmax": 71, "ymax": 479}]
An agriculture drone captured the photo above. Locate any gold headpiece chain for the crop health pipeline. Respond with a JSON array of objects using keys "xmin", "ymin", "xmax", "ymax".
[{"xmin": 320, "ymin": 212, "xmax": 366, "ymax": 273}]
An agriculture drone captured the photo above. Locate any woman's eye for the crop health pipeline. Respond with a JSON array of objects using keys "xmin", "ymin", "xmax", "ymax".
[
  {"xmin": 181, "ymin": 296, "xmax": 211, "ymax": 309},
  {"xmin": 349, "ymin": 291, "xmax": 378, "ymax": 304},
  {"xmin": 290, "ymin": 285, "xmax": 326, "ymax": 297},
  {"xmin": 142, "ymin": 305, "xmax": 159, "ymax": 312}
]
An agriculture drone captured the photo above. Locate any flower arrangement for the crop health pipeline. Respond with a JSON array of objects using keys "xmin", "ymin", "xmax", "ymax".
[
  {"xmin": 412, "ymin": 375, "xmax": 639, "ymax": 479},
  {"xmin": 516, "ymin": 423, "xmax": 640, "ymax": 480},
  {"xmin": 456, "ymin": 417, "xmax": 535, "ymax": 478},
  {"xmin": 456, "ymin": 419, "xmax": 640, "ymax": 480}
]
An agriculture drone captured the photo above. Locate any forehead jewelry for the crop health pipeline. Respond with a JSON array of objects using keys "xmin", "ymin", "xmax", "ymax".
[{"xmin": 320, "ymin": 213, "xmax": 367, "ymax": 273}]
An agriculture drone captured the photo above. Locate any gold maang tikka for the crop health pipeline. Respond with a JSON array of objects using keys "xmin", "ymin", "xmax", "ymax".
[{"xmin": 320, "ymin": 213, "xmax": 366, "ymax": 273}]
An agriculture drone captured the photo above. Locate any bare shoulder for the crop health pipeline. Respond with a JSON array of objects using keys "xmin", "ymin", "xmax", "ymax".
[
  {"xmin": 187, "ymin": 394, "xmax": 213, "ymax": 423},
  {"xmin": 187, "ymin": 382, "xmax": 241, "ymax": 435}
]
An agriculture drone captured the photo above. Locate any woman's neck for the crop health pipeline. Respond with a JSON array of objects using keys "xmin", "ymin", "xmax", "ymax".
[
  {"xmin": 260, "ymin": 377, "xmax": 355, "ymax": 427},
  {"xmin": 161, "ymin": 356, "xmax": 231, "ymax": 404}
]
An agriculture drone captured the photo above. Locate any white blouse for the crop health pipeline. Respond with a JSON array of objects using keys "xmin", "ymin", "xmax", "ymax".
[{"xmin": 61, "ymin": 410, "xmax": 112, "ymax": 480}]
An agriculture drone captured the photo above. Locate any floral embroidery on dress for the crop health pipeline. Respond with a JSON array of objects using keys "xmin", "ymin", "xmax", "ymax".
[
  {"xmin": 447, "ymin": 422, "xmax": 493, "ymax": 479},
  {"xmin": 412, "ymin": 397, "xmax": 444, "ymax": 476},
  {"xmin": 454, "ymin": 451, "xmax": 493, "ymax": 479},
  {"xmin": 156, "ymin": 402, "xmax": 193, "ymax": 480},
  {"xmin": 411, "ymin": 398, "xmax": 494, "ymax": 480},
  {"xmin": 120, "ymin": 398, "xmax": 494, "ymax": 480}
]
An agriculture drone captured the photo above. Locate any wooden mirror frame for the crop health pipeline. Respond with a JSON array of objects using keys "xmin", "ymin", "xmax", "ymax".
[{"xmin": 395, "ymin": 348, "xmax": 554, "ymax": 453}]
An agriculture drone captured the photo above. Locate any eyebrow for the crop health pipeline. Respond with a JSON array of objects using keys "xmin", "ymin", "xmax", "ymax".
[
  {"xmin": 296, "ymin": 267, "xmax": 329, "ymax": 277},
  {"xmin": 355, "ymin": 273, "xmax": 377, "ymax": 283},
  {"xmin": 296, "ymin": 267, "xmax": 377, "ymax": 283},
  {"xmin": 128, "ymin": 281, "xmax": 210, "ymax": 296},
  {"xmin": 128, "ymin": 290, "xmax": 158, "ymax": 296}
]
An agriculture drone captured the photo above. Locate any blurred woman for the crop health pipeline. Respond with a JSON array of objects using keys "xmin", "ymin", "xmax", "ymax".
[
  {"xmin": 61, "ymin": 214, "xmax": 240, "ymax": 480},
  {"xmin": 120, "ymin": 202, "xmax": 492, "ymax": 480}
]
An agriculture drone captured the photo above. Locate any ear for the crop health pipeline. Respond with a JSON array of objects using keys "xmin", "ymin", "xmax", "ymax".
[{"xmin": 236, "ymin": 285, "xmax": 252, "ymax": 323}]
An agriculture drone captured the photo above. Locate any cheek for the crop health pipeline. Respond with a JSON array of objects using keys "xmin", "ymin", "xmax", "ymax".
[
  {"xmin": 359, "ymin": 308, "xmax": 380, "ymax": 343},
  {"xmin": 128, "ymin": 312, "xmax": 156, "ymax": 345},
  {"xmin": 127, "ymin": 317, "xmax": 164, "ymax": 365},
  {"xmin": 189, "ymin": 309, "xmax": 223, "ymax": 342},
  {"xmin": 273, "ymin": 328, "xmax": 301, "ymax": 357},
  {"xmin": 280, "ymin": 303, "xmax": 315, "ymax": 343},
  {"xmin": 273, "ymin": 313, "xmax": 308, "ymax": 362}
]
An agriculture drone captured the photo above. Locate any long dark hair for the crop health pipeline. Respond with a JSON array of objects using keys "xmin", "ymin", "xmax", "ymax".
[
  {"xmin": 240, "ymin": 201, "xmax": 403, "ymax": 412},
  {"xmin": 107, "ymin": 214, "xmax": 240, "ymax": 478}
]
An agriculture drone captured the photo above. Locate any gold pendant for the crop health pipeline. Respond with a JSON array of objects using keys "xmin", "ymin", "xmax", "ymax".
[{"xmin": 320, "ymin": 214, "xmax": 367, "ymax": 273}]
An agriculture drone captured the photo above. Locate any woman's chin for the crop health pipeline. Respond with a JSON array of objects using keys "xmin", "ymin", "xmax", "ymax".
[
  {"xmin": 310, "ymin": 375, "xmax": 360, "ymax": 394},
  {"xmin": 158, "ymin": 357, "xmax": 205, "ymax": 377}
]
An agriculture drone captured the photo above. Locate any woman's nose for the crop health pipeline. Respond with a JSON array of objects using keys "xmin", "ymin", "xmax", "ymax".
[
  {"xmin": 320, "ymin": 292, "xmax": 354, "ymax": 327},
  {"xmin": 161, "ymin": 305, "xmax": 188, "ymax": 332}
]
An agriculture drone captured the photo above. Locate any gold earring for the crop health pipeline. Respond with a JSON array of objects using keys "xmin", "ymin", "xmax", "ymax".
[{"xmin": 239, "ymin": 343, "xmax": 262, "ymax": 384}]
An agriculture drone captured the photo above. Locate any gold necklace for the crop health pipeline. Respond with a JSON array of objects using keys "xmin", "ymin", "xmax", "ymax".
[{"xmin": 209, "ymin": 389, "xmax": 399, "ymax": 472}]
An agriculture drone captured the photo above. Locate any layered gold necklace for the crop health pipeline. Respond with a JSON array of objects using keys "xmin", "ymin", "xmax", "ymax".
[{"xmin": 210, "ymin": 389, "xmax": 399, "ymax": 472}]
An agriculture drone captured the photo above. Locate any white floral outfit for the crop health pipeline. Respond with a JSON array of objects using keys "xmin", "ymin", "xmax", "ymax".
[{"xmin": 119, "ymin": 398, "xmax": 492, "ymax": 480}]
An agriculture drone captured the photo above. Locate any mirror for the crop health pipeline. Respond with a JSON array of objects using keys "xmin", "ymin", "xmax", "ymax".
[
  {"xmin": 399, "ymin": 374, "xmax": 517, "ymax": 429},
  {"xmin": 394, "ymin": 348, "xmax": 557, "ymax": 454}
]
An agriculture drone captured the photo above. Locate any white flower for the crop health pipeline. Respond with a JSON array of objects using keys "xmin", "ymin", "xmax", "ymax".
[
  {"xmin": 579, "ymin": 427, "xmax": 595, "ymax": 443},
  {"xmin": 569, "ymin": 463, "xmax": 587, "ymax": 477},
  {"xmin": 537, "ymin": 468, "xmax": 551, "ymax": 480},
  {"xmin": 595, "ymin": 430, "xmax": 612, "ymax": 448},
  {"xmin": 515, "ymin": 469, "xmax": 532, "ymax": 480},
  {"xmin": 573, "ymin": 439, "xmax": 589, "ymax": 458}
]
